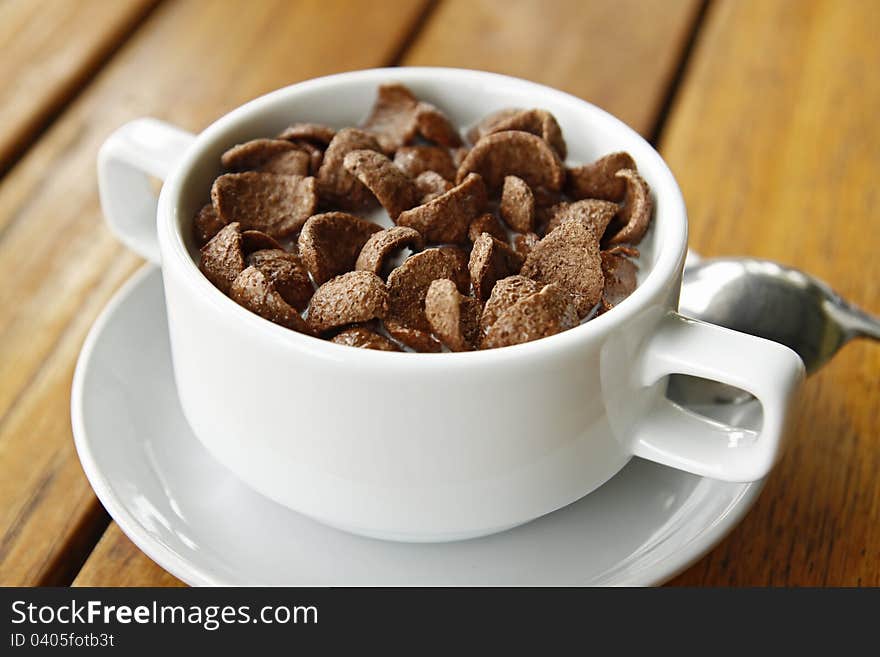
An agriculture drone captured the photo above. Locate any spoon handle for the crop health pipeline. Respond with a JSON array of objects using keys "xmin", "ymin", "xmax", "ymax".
[{"xmin": 833, "ymin": 301, "xmax": 880, "ymax": 342}]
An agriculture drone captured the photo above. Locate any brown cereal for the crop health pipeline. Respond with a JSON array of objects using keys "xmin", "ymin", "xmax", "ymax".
[
  {"xmin": 605, "ymin": 169, "xmax": 653, "ymax": 246},
  {"xmin": 198, "ymin": 222, "xmax": 245, "ymax": 294},
  {"xmin": 605, "ymin": 244, "xmax": 640, "ymax": 258},
  {"xmin": 565, "ymin": 151, "xmax": 636, "ymax": 202},
  {"xmin": 482, "ymin": 283, "xmax": 578, "ymax": 349},
  {"xmin": 480, "ymin": 275, "xmax": 541, "ymax": 333},
  {"xmin": 361, "ymin": 83, "xmax": 422, "ymax": 152},
  {"xmin": 393, "ymin": 146, "xmax": 457, "ymax": 181},
  {"xmin": 543, "ymin": 199, "xmax": 619, "ymax": 237},
  {"xmin": 257, "ymin": 150, "xmax": 311, "ymax": 176},
  {"xmin": 499, "ymin": 175, "xmax": 536, "ymax": 233},
  {"xmin": 355, "ymin": 226, "xmax": 424, "ymax": 276},
  {"xmin": 330, "ymin": 325, "xmax": 400, "ymax": 351},
  {"xmin": 467, "ymin": 108, "xmax": 566, "ymax": 159},
  {"xmin": 451, "ymin": 146, "xmax": 470, "ymax": 168},
  {"xmin": 413, "ymin": 171, "xmax": 454, "ymax": 203},
  {"xmin": 211, "ymin": 172, "xmax": 317, "ymax": 238},
  {"xmin": 600, "ymin": 251, "xmax": 639, "ymax": 312},
  {"xmin": 342, "ymin": 149, "xmax": 420, "ymax": 219},
  {"xmin": 384, "ymin": 320, "xmax": 442, "ymax": 353},
  {"xmin": 396, "ymin": 173, "xmax": 487, "ymax": 244},
  {"xmin": 193, "ymin": 203, "xmax": 225, "ymax": 246},
  {"xmin": 425, "ymin": 278, "xmax": 481, "ymax": 351},
  {"xmin": 195, "ymin": 85, "xmax": 649, "ymax": 352},
  {"xmin": 387, "ymin": 247, "xmax": 470, "ymax": 332},
  {"xmin": 469, "ymin": 233, "xmax": 525, "ymax": 302},
  {"xmin": 467, "ymin": 108, "xmax": 519, "ymax": 144},
  {"xmin": 362, "ymin": 83, "xmax": 461, "ymax": 152},
  {"xmin": 298, "ymin": 212, "xmax": 382, "ymax": 285},
  {"xmin": 247, "ymin": 249, "xmax": 313, "ymax": 311},
  {"xmin": 230, "ymin": 266, "xmax": 312, "ymax": 335},
  {"xmin": 468, "ymin": 212, "xmax": 508, "ymax": 243},
  {"xmin": 316, "ymin": 128, "xmax": 382, "ymax": 210},
  {"xmin": 307, "ymin": 270, "xmax": 388, "ymax": 334},
  {"xmin": 414, "ymin": 102, "xmax": 462, "ymax": 147},
  {"xmin": 220, "ymin": 139, "xmax": 309, "ymax": 175},
  {"xmin": 277, "ymin": 122, "xmax": 336, "ymax": 146},
  {"xmin": 456, "ymin": 131, "xmax": 565, "ymax": 192},
  {"xmin": 288, "ymin": 140, "xmax": 324, "ymax": 175},
  {"xmin": 513, "ymin": 232, "xmax": 540, "ymax": 259},
  {"xmin": 521, "ymin": 219, "xmax": 604, "ymax": 318},
  {"xmin": 239, "ymin": 230, "xmax": 283, "ymax": 253}
]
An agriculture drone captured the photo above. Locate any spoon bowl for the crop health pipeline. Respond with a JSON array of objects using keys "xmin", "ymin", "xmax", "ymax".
[{"xmin": 669, "ymin": 257, "xmax": 879, "ymax": 405}]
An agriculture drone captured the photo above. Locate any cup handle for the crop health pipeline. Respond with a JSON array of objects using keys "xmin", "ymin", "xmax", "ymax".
[
  {"xmin": 97, "ymin": 118, "xmax": 196, "ymax": 263},
  {"xmin": 631, "ymin": 312, "xmax": 804, "ymax": 482}
]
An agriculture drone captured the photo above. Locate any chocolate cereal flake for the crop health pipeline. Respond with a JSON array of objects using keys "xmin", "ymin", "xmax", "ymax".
[
  {"xmin": 456, "ymin": 131, "xmax": 564, "ymax": 192},
  {"xmin": 482, "ymin": 283, "xmax": 578, "ymax": 349},
  {"xmin": 387, "ymin": 247, "xmax": 470, "ymax": 332},
  {"xmin": 425, "ymin": 278, "xmax": 481, "ymax": 351},
  {"xmin": 230, "ymin": 266, "xmax": 312, "ymax": 335},
  {"xmin": 513, "ymin": 232, "xmax": 540, "ymax": 259},
  {"xmin": 543, "ymin": 199, "xmax": 619, "ymax": 238},
  {"xmin": 316, "ymin": 128, "xmax": 382, "ymax": 210},
  {"xmin": 384, "ymin": 320, "xmax": 442, "ymax": 353},
  {"xmin": 469, "ymin": 233, "xmax": 525, "ymax": 302},
  {"xmin": 393, "ymin": 146, "xmax": 457, "ymax": 181},
  {"xmin": 521, "ymin": 219, "xmax": 604, "ymax": 318},
  {"xmin": 605, "ymin": 169, "xmax": 653, "ymax": 246},
  {"xmin": 198, "ymin": 222, "xmax": 245, "ymax": 294},
  {"xmin": 397, "ymin": 173, "xmax": 487, "ymax": 244},
  {"xmin": 193, "ymin": 202, "xmax": 226, "ymax": 246},
  {"xmin": 342, "ymin": 149, "xmax": 420, "ymax": 219},
  {"xmin": 361, "ymin": 83, "xmax": 422, "ymax": 152},
  {"xmin": 468, "ymin": 108, "xmax": 566, "ymax": 159},
  {"xmin": 500, "ymin": 175, "xmax": 536, "ymax": 233},
  {"xmin": 221, "ymin": 139, "xmax": 309, "ymax": 175},
  {"xmin": 247, "ymin": 249, "xmax": 313, "ymax": 311},
  {"xmin": 355, "ymin": 226, "xmax": 424, "ymax": 277},
  {"xmin": 468, "ymin": 212, "xmax": 508, "ymax": 243},
  {"xmin": 565, "ymin": 151, "xmax": 636, "ymax": 202},
  {"xmin": 307, "ymin": 271, "xmax": 388, "ymax": 334},
  {"xmin": 480, "ymin": 275, "xmax": 541, "ymax": 334},
  {"xmin": 331, "ymin": 325, "xmax": 400, "ymax": 351},
  {"xmin": 413, "ymin": 171, "xmax": 454, "ymax": 203},
  {"xmin": 298, "ymin": 212, "xmax": 383, "ymax": 285},
  {"xmin": 211, "ymin": 172, "xmax": 317, "ymax": 238},
  {"xmin": 414, "ymin": 103, "xmax": 462, "ymax": 148},
  {"xmin": 600, "ymin": 251, "xmax": 639, "ymax": 312},
  {"xmin": 277, "ymin": 122, "xmax": 336, "ymax": 146}
]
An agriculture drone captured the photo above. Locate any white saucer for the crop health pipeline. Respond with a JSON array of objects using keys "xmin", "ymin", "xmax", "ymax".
[{"xmin": 72, "ymin": 266, "xmax": 764, "ymax": 586}]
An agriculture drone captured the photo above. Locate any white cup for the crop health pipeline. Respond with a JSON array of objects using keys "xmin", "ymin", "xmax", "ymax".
[{"xmin": 97, "ymin": 68, "xmax": 804, "ymax": 542}]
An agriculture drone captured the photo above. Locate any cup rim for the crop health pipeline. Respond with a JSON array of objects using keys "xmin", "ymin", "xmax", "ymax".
[{"xmin": 158, "ymin": 67, "xmax": 688, "ymax": 366}]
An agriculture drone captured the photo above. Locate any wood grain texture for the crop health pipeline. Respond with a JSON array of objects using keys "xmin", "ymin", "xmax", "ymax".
[
  {"xmin": 403, "ymin": 0, "xmax": 703, "ymax": 136},
  {"xmin": 60, "ymin": 0, "xmax": 703, "ymax": 587},
  {"xmin": 0, "ymin": 0, "xmax": 159, "ymax": 172},
  {"xmin": 72, "ymin": 524, "xmax": 184, "ymax": 587},
  {"xmin": 664, "ymin": 0, "xmax": 880, "ymax": 585},
  {"xmin": 0, "ymin": 0, "xmax": 429, "ymax": 586}
]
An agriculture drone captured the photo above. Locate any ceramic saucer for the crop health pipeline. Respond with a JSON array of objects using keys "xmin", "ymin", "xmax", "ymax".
[{"xmin": 72, "ymin": 266, "xmax": 764, "ymax": 586}]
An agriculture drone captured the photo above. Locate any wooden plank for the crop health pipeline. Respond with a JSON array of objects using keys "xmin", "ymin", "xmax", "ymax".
[
  {"xmin": 663, "ymin": 0, "xmax": 880, "ymax": 585},
  {"xmin": 72, "ymin": 524, "xmax": 184, "ymax": 587},
  {"xmin": 65, "ymin": 0, "xmax": 703, "ymax": 586},
  {"xmin": 0, "ymin": 0, "xmax": 429, "ymax": 586},
  {"xmin": 0, "ymin": 0, "xmax": 159, "ymax": 172},
  {"xmin": 403, "ymin": 0, "xmax": 703, "ymax": 136}
]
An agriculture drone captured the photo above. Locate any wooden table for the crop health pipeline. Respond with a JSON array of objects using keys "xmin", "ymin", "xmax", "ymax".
[{"xmin": 1, "ymin": 0, "xmax": 877, "ymax": 587}]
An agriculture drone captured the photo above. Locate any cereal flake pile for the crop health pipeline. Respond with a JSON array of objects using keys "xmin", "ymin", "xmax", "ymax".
[{"xmin": 195, "ymin": 83, "xmax": 653, "ymax": 352}]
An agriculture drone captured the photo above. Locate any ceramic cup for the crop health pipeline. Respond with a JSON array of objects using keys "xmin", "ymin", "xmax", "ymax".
[{"xmin": 97, "ymin": 68, "xmax": 804, "ymax": 542}]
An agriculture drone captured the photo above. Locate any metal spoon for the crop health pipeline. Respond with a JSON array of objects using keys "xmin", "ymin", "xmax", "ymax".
[{"xmin": 667, "ymin": 257, "xmax": 880, "ymax": 405}]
